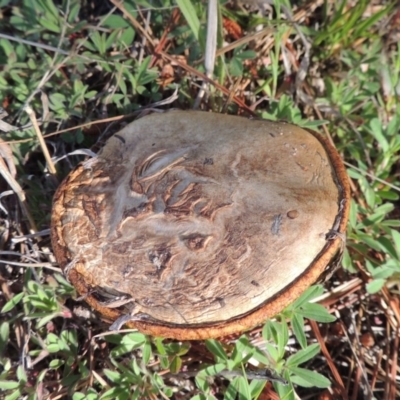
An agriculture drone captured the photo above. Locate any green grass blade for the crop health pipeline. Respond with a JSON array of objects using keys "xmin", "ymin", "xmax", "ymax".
[{"xmin": 175, "ymin": 0, "xmax": 201, "ymax": 41}]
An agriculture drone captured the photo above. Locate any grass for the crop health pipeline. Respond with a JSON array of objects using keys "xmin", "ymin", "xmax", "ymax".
[{"xmin": 0, "ymin": 0, "xmax": 399, "ymax": 399}]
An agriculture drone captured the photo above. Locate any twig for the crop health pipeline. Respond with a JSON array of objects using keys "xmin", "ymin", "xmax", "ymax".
[
  {"xmin": 110, "ymin": 0, "xmax": 155, "ymax": 47},
  {"xmin": 150, "ymin": 8, "xmax": 181, "ymax": 68},
  {"xmin": 389, "ymin": 329, "xmax": 399, "ymax": 400},
  {"xmin": 168, "ymin": 368, "xmax": 288, "ymax": 384},
  {"xmin": 215, "ymin": 27, "xmax": 273, "ymax": 58},
  {"xmin": 309, "ymin": 319, "xmax": 348, "ymax": 399},
  {"xmin": 0, "ymin": 139, "xmax": 17, "ymax": 178},
  {"xmin": 138, "ymin": 6, "xmax": 151, "ymax": 65},
  {"xmin": 339, "ymin": 312, "xmax": 373, "ymax": 399},
  {"xmin": 343, "ymin": 161, "xmax": 400, "ymax": 192},
  {"xmin": 11, "ymin": 229, "xmax": 50, "ymax": 244},
  {"xmin": 24, "ymin": 106, "xmax": 57, "ymax": 175},
  {"xmin": 0, "ymin": 33, "xmax": 70, "ymax": 56},
  {"xmin": 164, "ymin": 54, "xmax": 257, "ymax": 115},
  {"xmin": 0, "ymin": 259, "xmax": 61, "ymax": 272},
  {"xmin": 0, "ymin": 159, "xmax": 37, "ymax": 232}
]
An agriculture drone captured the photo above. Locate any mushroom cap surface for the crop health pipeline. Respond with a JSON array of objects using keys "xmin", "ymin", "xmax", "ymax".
[{"xmin": 51, "ymin": 110, "xmax": 350, "ymax": 339}]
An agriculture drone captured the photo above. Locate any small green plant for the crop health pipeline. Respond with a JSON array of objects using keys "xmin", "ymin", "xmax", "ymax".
[
  {"xmin": 193, "ymin": 286, "xmax": 334, "ymax": 400},
  {"xmin": 0, "ymin": 282, "xmax": 334, "ymax": 399}
]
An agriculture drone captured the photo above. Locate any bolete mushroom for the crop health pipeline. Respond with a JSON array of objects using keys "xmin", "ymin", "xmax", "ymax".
[{"xmin": 51, "ymin": 111, "xmax": 350, "ymax": 340}]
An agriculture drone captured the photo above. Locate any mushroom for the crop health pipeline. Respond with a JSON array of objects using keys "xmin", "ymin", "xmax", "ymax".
[{"xmin": 51, "ymin": 110, "xmax": 350, "ymax": 340}]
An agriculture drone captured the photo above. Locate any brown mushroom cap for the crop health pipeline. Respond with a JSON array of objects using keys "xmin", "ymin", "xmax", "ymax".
[{"xmin": 51, "ymin": 111, "xmax": 350, "ymax": 339}]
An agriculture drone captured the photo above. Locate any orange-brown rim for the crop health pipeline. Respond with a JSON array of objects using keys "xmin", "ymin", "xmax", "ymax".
[{"xmin": 51, "ymin": 127, "xmax": 350, "ymax": 340}]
